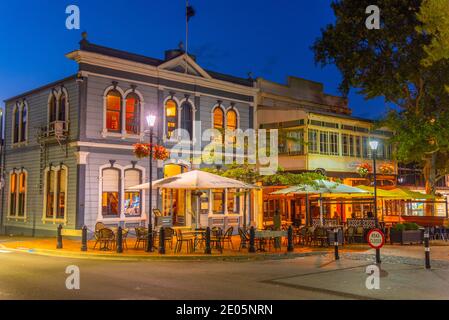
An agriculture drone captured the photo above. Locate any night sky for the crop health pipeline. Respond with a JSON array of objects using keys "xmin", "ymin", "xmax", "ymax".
[{"xmin": 0, "ymin": 0, "xmax": 388, "ymax": 119}]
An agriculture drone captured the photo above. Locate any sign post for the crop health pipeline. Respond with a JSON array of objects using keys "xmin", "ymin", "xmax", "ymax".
[{"xmin": 367, "ymin": 228, "xmax": 385, "ymax": 264}]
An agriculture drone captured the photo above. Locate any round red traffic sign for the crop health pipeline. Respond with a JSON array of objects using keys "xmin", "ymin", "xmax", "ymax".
[{"xmin": 367, "ymin": 228, "xmax": 385, "ymax": 249}]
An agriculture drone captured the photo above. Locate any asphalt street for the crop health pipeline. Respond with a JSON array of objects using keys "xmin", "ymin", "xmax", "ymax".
[{"xmin": 1, "ymin": 249, "xmax": 448, "ymax": 300}]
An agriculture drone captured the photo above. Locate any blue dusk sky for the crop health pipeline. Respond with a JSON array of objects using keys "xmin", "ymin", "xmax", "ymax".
[{"xmin": 0, "ymin": 0, "xmax": 389, "ymax": 119}]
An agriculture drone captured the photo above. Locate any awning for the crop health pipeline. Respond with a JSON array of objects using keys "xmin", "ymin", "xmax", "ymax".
[
  {"xmin": 356, "ymin": 185, "xmax": 436, "ymax": 200},
  {"xmin": 270, "ymin": 180, "xmax": 370, "ymax": 197}
]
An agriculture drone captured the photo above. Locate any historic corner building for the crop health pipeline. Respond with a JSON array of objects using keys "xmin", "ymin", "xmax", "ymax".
[{"xmin": 0, "ymin": 37, "xmax": 257, "ymax": 236}]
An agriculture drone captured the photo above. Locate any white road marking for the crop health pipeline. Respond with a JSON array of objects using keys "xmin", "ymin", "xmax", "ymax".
[{"xmin": 0, "ymin": 250, "xmax": 12, "ymax": 253}]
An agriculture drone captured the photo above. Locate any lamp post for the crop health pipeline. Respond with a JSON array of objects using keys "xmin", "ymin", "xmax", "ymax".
[
  {"xmin": 146, "ymin": 114, "xmax": 156, "ymax": 253},
  {"xmin": 369, "ymin": 140, "xmax": 379, "ymax": 227}
]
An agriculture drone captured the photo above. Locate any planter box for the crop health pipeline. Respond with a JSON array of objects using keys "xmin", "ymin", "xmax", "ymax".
[{"xmin": 390, "ymin": 229, "xmax": 423, "ymax": 245}]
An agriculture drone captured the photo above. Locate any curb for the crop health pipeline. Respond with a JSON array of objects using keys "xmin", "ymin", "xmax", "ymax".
[{"xmin": 1, "ymin": 244, "xmax": 330, "ymax": 262}]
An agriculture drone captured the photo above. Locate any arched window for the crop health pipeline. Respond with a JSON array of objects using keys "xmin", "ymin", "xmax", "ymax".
[
  {"xmin": 226, "ymin": 109, "xmax": 238, "ymax": 144},
  {"xmin": 49, "ymin": 94, "xmax": 57, "ymax": 124},
  {"xmin": 106, "ymin": 90, "xmax": 122, "ymax": 133},
  {"xmin": 20, "ymin": 104, "xmax": 27, "ymax": 142},
  {"xmin": 125, "ymin": 93, "xmax": 140, "ymax": 135},
  {"xmin": 13, "ymin": 105, "xmax": 20, "ymax": 144},
  {"xmin": 181, "ymin": 102, "xmax": 193, "ymax": 139},
  {"xmin": 226, "ymin": 109, "xmax": 237, "ymax": 131},
  {"xmin": 9, "ymin": 172, "xmax": 17, "ymax": 216},
  {"xmin": 124, "ymin": 169, "xmax": 142, "ymax": 216},
  {"xmin": 58, "ymin": 93, "xmax": 67, "ymax": 122},
  {"xmin": 165, "ymin": 99, "xmax": 178, "ymax": 139},
  {"xmin": 102, "ymin": 168, "xmax": 120, "ymax": 216},
  {"xmin": 213, "ymin": 107, "xmax": 224, "ymax": 130},
  {"xmin": 44, "ymin": 166, "xmax": 68, "ymax": 221},
  {"xmin": 18, "ymin": 172, "xmax": 26, "ymax": 217}
]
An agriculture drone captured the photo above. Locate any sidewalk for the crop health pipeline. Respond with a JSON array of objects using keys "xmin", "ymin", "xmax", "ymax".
[{"xmin": 0, "ymin": 236, "xmax": 369, "ymax": 261}]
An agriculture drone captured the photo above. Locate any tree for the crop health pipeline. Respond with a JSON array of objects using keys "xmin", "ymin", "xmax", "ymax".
[
  {"xmin": 313, "ymin": 0, "xmax": 449, "ymax": 194},
  {"xmin": 417, "ymin": 0, "xmax": 449, "ymax": 67}
]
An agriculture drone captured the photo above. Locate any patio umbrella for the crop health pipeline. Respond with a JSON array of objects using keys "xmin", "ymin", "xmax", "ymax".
[
  {"xmin": 129, "ymin": 170, "xmax": 259, "ymax": 190},
  {"xmin": 271, "ymin": 180, "xmax": 369, "ymax": 225}
]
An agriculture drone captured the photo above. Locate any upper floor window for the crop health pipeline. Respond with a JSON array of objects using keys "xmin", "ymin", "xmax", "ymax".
[
  {"xmin": 9, "ymin": 171, "xmax": 27, "ymax": 218},
  {"xmin": 49, "ymin": 94, "xmax": 57, "ymax": 124},
  {"xmin": 13, "ymin": 105, "xmax": 20, "ymax": 144},
  {"xmin": 181, "ymin": 102, "xmax": 193, "ymax": 139},
  {"xmin": 165, "ymin": 99, "xmax": 178, "ymax": 139},
  {"xmin": 21, "ymin": 105, "xmax": 27, "ymax": 142},
  {"xmin": 106, "ymin": 90, "xmax": 122, "ymax": 133},
  {"xmin": 308, "ymin": 129, "xmax": 319, "ymax": 154},
  {"xmin": 125, "ymin": 93, "xmax": 140, "ymax": 135},
  {"xmin": 226, "ymin": 109, "xmax": 237, "ymax": 131},
  {"xmin": 213, "ymin": 107, "xmax": 224, "ymax": 130},
  {"xmin": 44, "ymin": 166, "xmax": 67, "ymax": 221},
  {"xmin": 58, "ymin": 93, "xmax": 67, "ymax": 122}
]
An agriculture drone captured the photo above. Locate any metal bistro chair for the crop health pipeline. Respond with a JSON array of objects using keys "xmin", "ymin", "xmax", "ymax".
[
  {"xmin": 163, "ymin": 227, "xmax": 175, "ymax": 250},
  {"xmin": 93, "ymin": 222, "xmax": 106, "ymax": 250},
  {"xmin": 175, "ymin": 229, "xmax": 195, "ymax": 253},
  {"xmin": 134, "ymin": 227, "xmax": 148, "ymax": 249},
  {"xmin": 210, "ymin": 227, "xmax": 223, "ymax": 253},
  {"xmin": 98, "ymin": 228, "xmax": 115, "ymax": 251},
  {"xmin": 354, "ymin": 226, "xmax": 365, "ymax": 243},
  {"xmin": 314, "ymin": 227, "xmax": 328, "ymax": 247},
  {"xmin": 238, "ymin": 228, "xmax": 250, "ymax": 251},
  {"xmin": 221, "ymin": 226, "xmax": 234, "ymax": 250},
  {"xmin": 345, "ymin": 226, "xmax": 355, "ymax": 244}
]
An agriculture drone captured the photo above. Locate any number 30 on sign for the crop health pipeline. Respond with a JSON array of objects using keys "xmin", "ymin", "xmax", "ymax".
[{"xmin": 367, "ymin": 229, "xmax": 385, "ymax": 249}]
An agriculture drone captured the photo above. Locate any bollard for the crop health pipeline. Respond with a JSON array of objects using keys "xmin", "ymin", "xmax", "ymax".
[
  {"xmin": 116, "ymin": 226, "xmax": 123, "ymax": 253},
  {"xmin": 56, "ymin": 224, "xmax": 63, "ymax": 249},
  {"xmin": 81, "ymin": 226, "xmax": 87, "ymax": 252},
  {"xmin": 159, "ymin": 227, "xmax": 166, "ymax": 254},
  {"xmin": 205, "ymin": 227, "xmax": 212, "ymax": 254},
  {"xmin": 287, "ymin": 226, "xmax": 294, "ymax": 252},
  {"xmin": 376, "ymin": 248, "xmax": 381, "ymax": 264},
  {"xmin": 334, "ymin": 229, "xmax": 339, "ymax": 260},
  {"xmin": 424, "ymin": 228, "xmax": 431, "ymax": 269},
  {"xmin": 249, "ymin": 226, "xmax": 256, "ymax": 253},
  {"xmin": 146, "ymin": 223, "xmax": 154, "ymax": 253}
]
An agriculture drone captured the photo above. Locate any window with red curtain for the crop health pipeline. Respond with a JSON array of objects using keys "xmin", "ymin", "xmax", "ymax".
[
  {"xmin": 125, "ymin": 93, "xmax": 140, "ymax": 134},
  {"xmin": 106, "ymin": 90, "xmax": 122, "ymax": 132}
]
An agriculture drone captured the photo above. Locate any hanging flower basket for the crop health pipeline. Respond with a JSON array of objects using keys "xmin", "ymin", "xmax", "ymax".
[
  {"xmin": 379, "ymin": 163, "xmax": 395, "ymax": 175},
  {"xmin": 133, "ymin": 143, "xmax": 170, "ymax": 161},
  {"xmin": 356, "ymin": 162, "xmax": 372, "ymax": 177}
]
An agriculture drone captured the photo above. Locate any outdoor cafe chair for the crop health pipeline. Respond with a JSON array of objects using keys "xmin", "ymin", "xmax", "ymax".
[
  {"xmin": 210, "ymin": 228, "xmax": 223, "ymax": 253},
  {"xmin": 93, "ymin": 222, "xmax": 106, "ymax": 249},
  {"xmin": 163, "ymin": 227, "xmax": 175, "ymax": 249},
  {"xmin": 238, "ymin": 228, "xmax": 250, "ymax": 251},
  {"xmin": 98, "ymin": 228, "xmax": 115, "ymax": 251},
  {"xmin": 175, "ymin": 229, "xmax": 195, "ymax": 253},
  {"xmin": 134, "ymin": 227, "xmax": 148, "ymax": 249},
  {"xmin": 221, "ymin": 226, "xmax": 234, "ymax": 250},
  {"xmin": 314, "ymin": 227, "xmax": 328, "ymax": 247},
  {"xmin": 345, "ymin": 226, "xmax": 355, "ymax": 244},
  {"xmin": 354, "ymin": 227, "xmax": 365, "ymax": 243}
]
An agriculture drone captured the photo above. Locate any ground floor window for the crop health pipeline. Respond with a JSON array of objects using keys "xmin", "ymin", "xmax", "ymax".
[
  {"xmin": 227, "ymin": 189, "xmax": 240, "ymax": 214},
  {"xmin": 44, "ymin": 166, "xmax": 68, "ymax": 221},
  {"xmin": 213, "ymin": 190, "xmax": 224, "ymax": 214},
  {"xmin": 9, "ymin": 171, "xmax": 27, "ymax": 218},
  {"xmin": 100, "ymin": 165, "xmax": 145, "ymax": 219}
]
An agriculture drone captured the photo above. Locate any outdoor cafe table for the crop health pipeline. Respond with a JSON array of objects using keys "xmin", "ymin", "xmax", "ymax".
[
  {"xmin": 182, "ymin": 229, "xmax": 207, "ymax": 252},
  {"xmin": 255, "ymin": 230, "xmax": 288, "ymax": 251}
]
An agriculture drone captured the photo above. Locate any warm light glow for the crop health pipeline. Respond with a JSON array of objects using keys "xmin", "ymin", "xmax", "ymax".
[
  {"xmin": 369, "ymin": 140, "xmax": 379, "ymax": 151},
  {"xmin": 146, "ymin": 114, "xmax": 156, "ymax": 127}
]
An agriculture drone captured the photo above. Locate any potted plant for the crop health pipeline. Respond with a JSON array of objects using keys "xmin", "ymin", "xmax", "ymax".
[
  {"xmin": 379, "ymin": 163, "xmax": 395, "ymax": 175},
  {"xmin": 390, "ymin": 222, "xmax": 423, "ymax": 245},
  {"xmin": 356, "ymin": 162, "xmax": 372, "ymax": 177}
]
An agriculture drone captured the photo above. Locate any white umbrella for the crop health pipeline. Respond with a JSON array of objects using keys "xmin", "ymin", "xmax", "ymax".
[{"xmin": 128, "ymin": 170, "xmax": 259, "ymax": 190}]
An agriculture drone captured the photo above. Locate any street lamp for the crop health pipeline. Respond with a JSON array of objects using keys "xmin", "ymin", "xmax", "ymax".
[
  {"xmin": 145, "ymin": 114, "xmax": 156, "ymax": 253},
  {"xmin": 369, "ymin": 140, "xmax": 379, "ymax": 225}
]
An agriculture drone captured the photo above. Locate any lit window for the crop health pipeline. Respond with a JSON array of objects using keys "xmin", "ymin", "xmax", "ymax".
[
  {"xmin": 102, "ymin": 168, "xmax": 120, "ymax": 216},
  {"xmin": 125, "ymin": 93, "xmax": 140, "ymax": 135},
  {"xmin": 212, "ymin": 190, "xmax": 224, "ymax": 214},
  {"xmin": 44, "ymin": 167, "xmax": 67, "ymax": 220},
  {"xmin": 226, "ymin": 109, "xmax": 237, "ymax": 144},
  {"xmin": 227, "ymin": 189, "xmax": 239, "ymax": 214},
  {"xmin": 180, "ymin": 102, "xmax": 193, "ymax": 139},
  {"xmin": 9, "ymin": 173, "xmax": 17, "ymax": 216},
  {"xmin": 124, "ymin": 169, "xmax": 142, "ymax": 216},
  {"xmin": 106, "ymin": 90, "xmax": 122, "ymax": 132},
  {"xmin": 18, "ymin": 172, "xmax": 26, "ymax": 217},
  {"xmin": 165, "ymin": 99, "xmax": 178, "ymax": 138},
  {"xmin": 329, "ymin": 132, "xmax": 339, "ymax": 155},
  {"xmin": 213, "ymin": 107, "xmax": 224, "ymax": 129},
  {"xmin": 319, "ymin": 131, "xmax": 329, "ymax": 155},
  {"xmin": 308, "ymin": 129, "xmax": 318, "ymax": 154}
]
